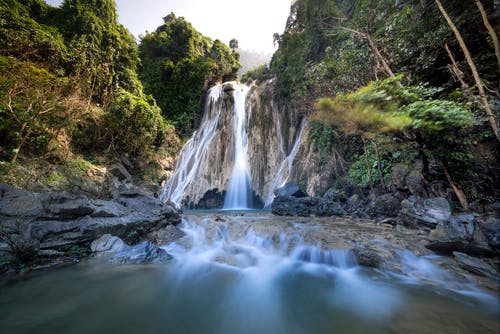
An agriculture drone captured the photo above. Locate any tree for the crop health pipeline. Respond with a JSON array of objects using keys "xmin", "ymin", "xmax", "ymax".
[
  {"xmin": 0, "ymin": 57, "xmax": 67, "ymax": 162},
  {"xmin": 435, "ymin": 0, "xmax": 499, "ymax": 143},
  {"xmin": 138, "ymin": 13, "xmax": 240, "ymax": 135},
  {"xmin": 229, "ymin": 38, "xmax": 238, "ymax": 52}
]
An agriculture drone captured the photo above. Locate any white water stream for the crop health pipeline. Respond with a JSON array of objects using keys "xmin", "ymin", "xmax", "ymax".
[
  {"xmin": 223, "ymin": 85, "xmax": 252, "ymax": 209},
  {"xmin": 160, "ymin": 85, "xmax": 224, "ymax": 207}
]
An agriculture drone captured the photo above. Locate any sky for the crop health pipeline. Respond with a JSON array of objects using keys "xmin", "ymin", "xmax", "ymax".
[{"xmin": 44, "ymin": 0, "xmax": 291, "ymax": 53}]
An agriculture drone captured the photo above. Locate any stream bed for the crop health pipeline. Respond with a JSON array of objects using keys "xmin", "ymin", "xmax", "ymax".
[{"xmin": 1, "ymin": 211, "xmax": 498, "ymax": 334}]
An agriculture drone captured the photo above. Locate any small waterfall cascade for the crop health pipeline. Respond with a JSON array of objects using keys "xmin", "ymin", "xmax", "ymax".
[
  {"xmin": 160, "ymin": 85, "xmax": 224, "ymax": 207},
  {"xmin": 264, "ymin": 117, "xmax": 306, "ymax": 207},
  {"xmin": 223, "ymin": 85, "xmax": 252, "ymax": 209}
]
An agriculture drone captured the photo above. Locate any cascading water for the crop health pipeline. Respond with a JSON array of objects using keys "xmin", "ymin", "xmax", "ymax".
[
  {"xmin": 264, "ymin": 117, "xmax": 306, "ymax": 207},
  {"xmin": 223, "ymin": 85, "xmax": 253, "ymax": 209},
  {"xmin": 160, "ymin": 85, "xmax": 224, "ymax": 207}
]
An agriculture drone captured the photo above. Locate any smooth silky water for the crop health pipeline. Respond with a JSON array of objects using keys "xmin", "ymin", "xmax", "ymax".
[{"xmin": 1, "ymin": 212, "xmax": 498, "ymax": 334}]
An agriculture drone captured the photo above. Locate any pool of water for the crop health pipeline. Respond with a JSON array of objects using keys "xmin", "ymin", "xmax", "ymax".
[{"xmin": 0, "ymin": 215, "xmax": 498, "ymax": 334}]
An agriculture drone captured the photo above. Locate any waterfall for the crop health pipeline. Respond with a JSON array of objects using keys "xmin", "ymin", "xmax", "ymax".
[
  {"xmin": 160, "ymin": 85, "xmax": 224, "ymax": 207},
  {"xmin": 223, "ymin": 85, "xmax": 252, "ymax": 210},
  {"xmin": 264, "ymin": 118, "xmax": 306, "ymax": 207}
]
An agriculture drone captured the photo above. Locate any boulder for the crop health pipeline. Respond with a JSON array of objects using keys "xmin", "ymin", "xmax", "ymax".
[
  {"xmin": 322, "ymin": 187, "xmax": 346, "ymax": 203},
  {"xmin": 111, "ymin": 241, "xmax": 172, "ymax": 264},
  {"xmin": 91, "ymin": 234, "xmax": 126, "ymax": 254},
  {"xmin": 426, "ymin": 213, "xmax": 495, "ymax": 256},
  {"xmin": 314, "ymin": 200, "xmax": 346, "ymax": 217},
  {"xmin": 271, "ymin": 196, "xmax": 319, "ymax": 217},
  {"xmin": 196, "ymin": 189, "xmax": 225, "ymax": 209},
  {"xmin": 398, "ymin": 196, "xmax": 451, "ymax": 229},
  {"xmin": 274, "ymin": 182, "xmax": 308, "ymax": 198},
  {"xmin": 372, "ymin": 193, "xmax": 402, "ymax": 217},
  {"xmin": 430, "ymin": 213, "xmax": 475, "ymax": 242},
  {"xmin": 0, "ymin": 182, "xmax": 181, "ymax": 255},
  {"xmin": 478, "ymin": 217, "xmax": 500, "ymax": 251},
  {"xmin": 453, "ymin": 252, "xmax": 498, "ymax": 279}
]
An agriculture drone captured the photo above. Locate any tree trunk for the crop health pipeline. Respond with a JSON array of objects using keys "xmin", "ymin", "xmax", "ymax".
[
  {"xmin": 474, "ymin": 0, "xmax": 500, "ymax": 91},
  {"xmin": 362, "ymin": 137, "xmax": 374, "ymax": 192},
  {"xmin": 440, "ymin": 158, "xmax": 469, "ymax": 210},
  {"xmin": 435, "ymin": 0, "xmax": 500, "ymax": 143},
  {"xmin": 444, "ymin": 43, "xmax": 473, "ymax": 99}
]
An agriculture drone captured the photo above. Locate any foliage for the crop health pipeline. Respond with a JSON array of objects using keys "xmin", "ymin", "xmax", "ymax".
[
  {"xmin": 138, "ymin": 13, "xmax": 241, "ymax": 136},
  {"xmin": 0, "ymin": 56, "xmax": 70, "ymax": 161},
  {"xmin": 0, "ymin": 0, "xmax": 181, "ymax": 165},
  {"xmin": 241, "ymin": 64, "xmax": 271, "ymax": 84},
  {"xmin": 270, "ymin": 0, "xmax": 496, "ymax": 104},
  {"xmin": 103, "ymin": 89, "xmax": 170, "ymax": 157}
]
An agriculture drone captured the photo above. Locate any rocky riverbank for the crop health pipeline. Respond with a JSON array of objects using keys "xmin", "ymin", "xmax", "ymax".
[{"xmin": 0, "ymin": 182, "xmax": 181, "ymax": 274}]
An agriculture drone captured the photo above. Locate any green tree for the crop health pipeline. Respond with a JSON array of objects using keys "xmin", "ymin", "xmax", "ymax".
[{"xmin": 138, "ymin": 13, "xmax": 240, "ymax": 135}]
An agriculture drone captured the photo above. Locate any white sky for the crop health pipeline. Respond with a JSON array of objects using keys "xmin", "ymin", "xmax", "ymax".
[{"xmin": 44, "ymin": 0, "xmax": 291, "ymax": 53}]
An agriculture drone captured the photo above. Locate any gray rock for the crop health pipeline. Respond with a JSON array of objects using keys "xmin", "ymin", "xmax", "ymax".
[
  {"xmin": 372, "ymin": 193, "xmax": 402, "ymax": 217},
  {"xmin": 91, "ymin": 234, "xmax": 126, "ymax": 254},
  {"xmin": 314, "ymin": 200, "xmax": 346, "ymax": 217},
  {"xmin": 453, "ymin": 252, "xmax": 498, "ymax": 279},
  {"xmin": 274, "ymin": 182, "xmax": 308, "ymax": 198},
  {"xmin": 42, "ymin": 194, "xmax": 94, "ymax": 219},
  {"xmin": 426, "ymin": 213, "xmax": 495, "ymax": 256},
  {"xmin": 399, "ymin": 196, "xmax": 451, "ymax": 228},
  {"xmin": 322, "ymin": 187, "xmax": 346, "ymax": 203},
  {"xmin": 271, "ymin": 196, "xmax": 319, "ymax": 217},
  {"xmin": 478, "ymin": 217, "xmax": 500, "ymax": 251},
  {"xmin": 111, "ymin": 241, "xmax": 172, "ymax": 264},
  {"xmin": 430, "ymin": 213, "xmax": 475, "ymax": 242},
  {"xmin": 345, "ymin": 194, "xmax": 362, "ymax": 212},
  {"xmin": 0, "ymin": 182, "xmax": 181, "ymax": 255}
]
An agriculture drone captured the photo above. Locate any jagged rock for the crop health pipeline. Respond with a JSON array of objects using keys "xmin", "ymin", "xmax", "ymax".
[
  {"xmin": 389, "ymin": 162, "xmax": 428, "ymax": 198},
  {"xmin": 0, "ymin": 182, "xmax": 181, "ymax": 255},
  {"xmin": 146, "ymin": 224, "xmax": 186, "ymax": 245},
  {"xmin": 430, "ymin": 213, "xmax": 475, "ymax": 241},
  {"xmin": 274, "ymin": 182, "xmax": 308, "ymax": 198},
  {"xmin": 345, "ymin": 194, "xmax": 362, "ymax": 212},
  {"xmin": 91, "ymin": 234, "xmax": 126, "ymax": 254},
  {"xmin": 322, "ymin": 187, "xmax": 346, "ymax": 203},
  {"xmin": 271, "ymin": 196, "xmax": 319, "ymax": 216},
  {"xmin": 372, "ymin": 193, "xmax": 402, "ymax": 217},
  {"xmin": 41, "ymin": 194, "xmax": 94, "ymax": 219},
  {"xmin": 111, "ymin": 241, "xmax": 172, "ymax": 264},
  {"xmin": 453, "ymin": 252, "xmax": 498, "ymax": 279},
  {"xmin": 314, "ymin": 200, "xmax": 346, "ymax": 217},
  {"xmin": 196, "ymin": 189, "xmax": 225, "ymax": 209},
  {"xmin": 109, "ymin": 162, "xmax": 132, "ymax": 182},
  {"xmin": 478, "ymin": 217, "xmax": 500, "ymax": 251},
  {"xmin": 398, "ymin": 196, "xmax": 451, "ymax": 228},
  {"xmin": 426, "ymin": 213, "xmax": 495, "ymax": 256}
]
